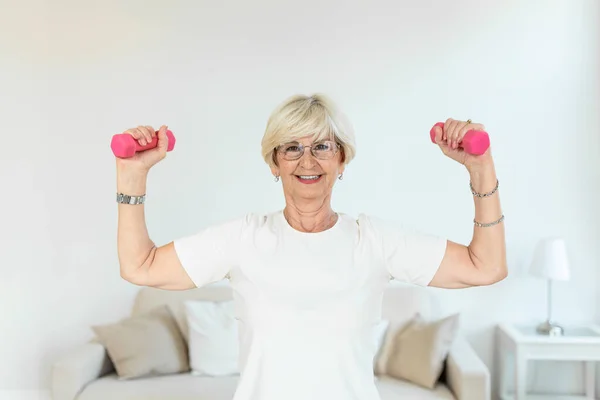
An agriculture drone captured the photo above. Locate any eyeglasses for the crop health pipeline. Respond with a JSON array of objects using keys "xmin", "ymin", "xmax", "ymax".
[{"xmin": 276, "ymin": 140, "xmax": 340, "ymax": 161}]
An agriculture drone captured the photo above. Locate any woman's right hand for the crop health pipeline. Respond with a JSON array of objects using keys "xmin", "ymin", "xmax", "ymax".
[{"xmin": 115, "ymin": 125, "xmax": 170, "ymax": 173}]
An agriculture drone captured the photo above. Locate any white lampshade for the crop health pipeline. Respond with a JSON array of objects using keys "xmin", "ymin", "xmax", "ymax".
[{"xmin": 529, "ymin": 237, "xmax": 571, "ymax": 281}]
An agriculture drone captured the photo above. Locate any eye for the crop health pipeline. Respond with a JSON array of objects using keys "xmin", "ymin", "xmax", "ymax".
[
  {"xmin": 314, "ymin": 143, "xmax": 331, "ymax": 151},
  {"xmin": 284, "ymin": 145, "xmax": 301, "ymax": 152}
]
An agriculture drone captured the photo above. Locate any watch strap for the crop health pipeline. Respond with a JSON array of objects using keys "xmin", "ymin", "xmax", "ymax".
[{"xmin": 116, "ymin": 192, "xmax": 146, "ymax": 205}]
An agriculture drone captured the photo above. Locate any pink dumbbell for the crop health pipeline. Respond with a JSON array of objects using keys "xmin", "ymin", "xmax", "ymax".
[
  {"xmin": 429, "ymin": 122, "xmax": 489, "ymax": 155},
  {"xmin": 111, "ymin": 130, "xmax": 176, "ymax": 158}
]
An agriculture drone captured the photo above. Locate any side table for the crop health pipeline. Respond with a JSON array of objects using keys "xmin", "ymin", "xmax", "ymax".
[{"xmin": 495, "ymin": 323, "xmax": 600, "ymax": 399}]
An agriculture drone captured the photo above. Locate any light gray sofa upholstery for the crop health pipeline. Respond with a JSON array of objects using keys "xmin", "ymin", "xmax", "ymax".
[{"xmin": 52, "ymin": 283, "xmax": 490, "ymax": 400}]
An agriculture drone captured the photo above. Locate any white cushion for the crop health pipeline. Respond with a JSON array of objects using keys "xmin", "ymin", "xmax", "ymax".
[
  {"xmin": 184, "ymin": 300, "xmax": 239, "ymax": 376},
  {"xmin": 372, "ymin": 319, "xmax": 390, "ymax": 369}
]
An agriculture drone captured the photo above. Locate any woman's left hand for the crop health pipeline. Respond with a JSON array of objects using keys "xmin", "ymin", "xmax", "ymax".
[{"xmin": 431, "ymin": 118, "xmax": 494, "ymax": 170}]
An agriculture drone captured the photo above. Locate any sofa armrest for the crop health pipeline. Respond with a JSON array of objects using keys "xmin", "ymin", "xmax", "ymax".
[
  {"xmin": 445, "ymin": 336, "xmax": 490, "ymax": 400},
  {"xmin": 51, "ymin": 341, "xmax": 114, "ymax": 400}
]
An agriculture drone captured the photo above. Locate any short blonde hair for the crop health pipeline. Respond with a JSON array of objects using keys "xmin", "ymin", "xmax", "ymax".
[{"xmin": 261, "ymin": 93, "xmax": 356, "ymax": 167}]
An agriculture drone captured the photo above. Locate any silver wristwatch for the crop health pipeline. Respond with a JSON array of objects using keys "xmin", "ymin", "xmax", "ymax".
[{"xmin": 116, "ymin": 192, "xmax": 146, "ymax": 205}]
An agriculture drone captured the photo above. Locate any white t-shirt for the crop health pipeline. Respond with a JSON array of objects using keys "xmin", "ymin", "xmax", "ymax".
[{"xmin": 173, "ymin": 210, "xmax": 447, "ymax": 400}]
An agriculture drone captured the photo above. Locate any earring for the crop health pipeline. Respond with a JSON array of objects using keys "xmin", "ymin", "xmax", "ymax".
[
  {"xmin": 274, "ymin": 175, "xmax": 280, "ymax": 182},
  {"xmin": 338, "ymin": 173, "xmax": 343, "ymax": 180}
]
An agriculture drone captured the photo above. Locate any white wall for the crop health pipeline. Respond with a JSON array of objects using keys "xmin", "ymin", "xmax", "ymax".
[{"xmin": 1, "ymin": 0, "xmax": 599, "ymax": 398}]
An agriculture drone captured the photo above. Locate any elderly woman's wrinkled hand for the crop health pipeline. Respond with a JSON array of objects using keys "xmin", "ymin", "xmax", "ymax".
[{"xmin": 431, "ymin": 118, "xmax": 494, "ymax": 171}]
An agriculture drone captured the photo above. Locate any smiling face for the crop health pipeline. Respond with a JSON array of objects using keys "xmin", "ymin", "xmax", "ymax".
[
  {"xmin": 271, "ymin": 135, "xmax": 345, "ymax": 202},
  {"xmin": 261, "ymin": 94, "xmax": 356, "ymax": 206}
]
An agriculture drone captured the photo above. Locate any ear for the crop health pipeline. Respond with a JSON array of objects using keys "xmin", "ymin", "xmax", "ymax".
[
  {"xmin": 269, "ymin": 150, "xmax": 280, "ymax": 176},
  {"xmin": 338, "ymin": 151, "xmax": 346, "ymax": 176}
]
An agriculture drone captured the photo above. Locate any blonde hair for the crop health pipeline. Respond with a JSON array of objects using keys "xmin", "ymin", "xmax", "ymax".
[{"xmin": 261, "ymin": 93, "xmax": 356, "ymax": 167}]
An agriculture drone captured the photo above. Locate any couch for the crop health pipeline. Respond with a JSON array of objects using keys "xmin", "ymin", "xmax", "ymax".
[{"xmin": 51, "ymin": 282, "xmax": 490, "ymax": 400}]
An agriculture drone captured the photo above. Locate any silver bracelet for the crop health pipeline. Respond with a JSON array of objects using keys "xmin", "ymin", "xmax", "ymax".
[
  {"xmin": 470, "ymin": 179, "xmax": 499, "ymax": 198},
  {"xmin": 116, "ymin": 192, "xmax": 146, "ymax": 205},
  {"xmin": 474, "ymin": 214, "xmax": 504, "ymax": 227}
]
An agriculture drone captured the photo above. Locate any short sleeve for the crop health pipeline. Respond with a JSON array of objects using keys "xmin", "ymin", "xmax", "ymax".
[
  {"xmin": 364, "ymin": 215, "xmax": 447, "ymax": 286},
  {"xmin": 173, "ymin": 215, "xmax": 247, "ymax": 288}
]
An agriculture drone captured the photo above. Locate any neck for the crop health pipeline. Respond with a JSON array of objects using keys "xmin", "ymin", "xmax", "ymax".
[{"xmin": 283, "ymin": 199, "xmax": 338, "ymax": 233}]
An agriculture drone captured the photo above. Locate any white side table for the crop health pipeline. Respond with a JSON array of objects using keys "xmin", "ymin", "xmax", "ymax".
[{"xmin": 495, "ymin": 323, "xmax": 600, "ymax": 400}]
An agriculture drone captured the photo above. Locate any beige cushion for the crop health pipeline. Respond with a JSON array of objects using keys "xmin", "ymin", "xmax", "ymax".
[
  {"xmin": 374, "ymin": 317, "xmax": 414, "ymax": 376},
  {"xmin": 384, "ymin": 313, "xmax": 459, "ymax": 389},
  {"xmin": 91, "ymin": 305, "xmax": 189, "ymax": 379}
]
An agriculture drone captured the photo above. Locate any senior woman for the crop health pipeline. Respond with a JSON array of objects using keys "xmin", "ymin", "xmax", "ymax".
[{"xmin": 115, "ymin": 93, "xmax": 506, "ymax": 400}]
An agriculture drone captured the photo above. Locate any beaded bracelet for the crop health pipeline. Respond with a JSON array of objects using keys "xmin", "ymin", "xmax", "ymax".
[
  {"xmin": 470, "ymin": 179, "xmax": 499, "ymax": 198},
  {"xmin": 474, "ymin": 214, "xmax": 505, "ymax": 228}
]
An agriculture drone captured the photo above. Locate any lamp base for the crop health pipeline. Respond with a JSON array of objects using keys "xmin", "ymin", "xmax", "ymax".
[{"xmin": 536, "ymin": 320, "xmax": 564, "ymax": 336}]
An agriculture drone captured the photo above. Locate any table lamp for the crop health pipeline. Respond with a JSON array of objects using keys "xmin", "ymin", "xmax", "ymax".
[{"xmin": 529, "ymin": 237, "xmax": 571, "ymax": 336}]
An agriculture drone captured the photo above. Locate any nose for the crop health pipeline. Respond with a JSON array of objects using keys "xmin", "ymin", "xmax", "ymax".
[{"xmin": 299, "ymin": 147, "xmax": 317, "ymax": 168}]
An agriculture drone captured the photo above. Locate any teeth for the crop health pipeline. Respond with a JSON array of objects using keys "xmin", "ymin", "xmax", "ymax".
[{"xmin": 299, "ymin": 175, "xmax": 320, "ymax": 180}]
